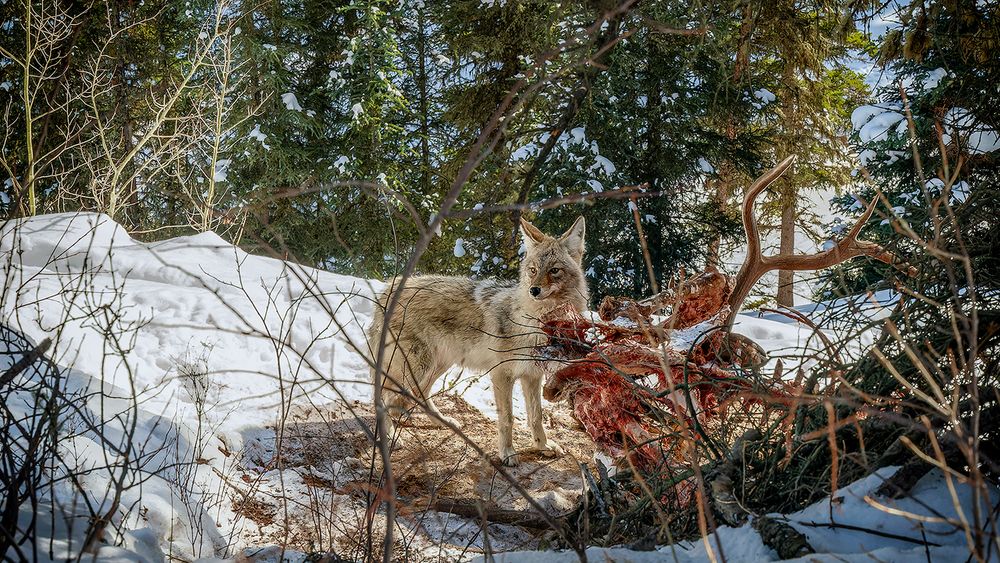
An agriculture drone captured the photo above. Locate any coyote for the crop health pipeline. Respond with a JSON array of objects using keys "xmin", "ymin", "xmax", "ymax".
[{"xmin": 368, "ymin": 217, "xmax": 589, "ymax": 465}]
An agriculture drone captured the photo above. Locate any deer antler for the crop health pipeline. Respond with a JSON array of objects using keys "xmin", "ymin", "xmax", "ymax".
[{"xmin": 725, "ymin": 155, "xmax": 914, "ymax": 328}]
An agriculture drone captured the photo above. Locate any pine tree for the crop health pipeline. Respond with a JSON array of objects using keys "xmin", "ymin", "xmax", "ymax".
[{"xmin": 831, "ymin": 0, "xmax": 999, "ymax": 392}]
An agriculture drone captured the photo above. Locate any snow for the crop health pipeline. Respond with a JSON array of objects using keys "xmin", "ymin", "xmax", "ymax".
[
  {"xmin": 281, "ymin": 92, "xmax": 302, "ymax": 111},
  {"xmin": 248, "ymin": 123, "xmax": 270, "ymax": 149},
  {"xmin": 851, "ymin": 105, "xmax": 905, "ymax": 143},
  {"xmin": 212, "ymin": 158, "xmax": 231, "ymax": 182},
  {"xmin": 697, "ymin": 157, "xmax": 715, "ymax": 173},
  {"xmin": 332, "ymin": 154, "xmax": 349, "ymax": 173},
  {"xmin": 853, "ymin": 103, "xmax": 1000, "ymax": 155},
  {"xmin": 2, "ymin": 212, "xmax": 991, "ymax": 561},
  {"xmin": 591, "ymin": 154, "xmax": 617, "ymax": 175},
  {"xmin": 782, "ymin": 466, "xmax": 995, "ymax": 556},
  {"xmin": 942, "ymin": 107, "xmax": 1000, "ymax": 154},
  {"xmin": 755, "ymin": 289, "xmax": 897, "ymax": 334},
  {"xmin": 351, "ymin": 102, "xmax": 364, "ymax": 120},
  {"xmin": 920, "ymin": 177, "xmax": 973, "ymax": 205},
  {"xmin": 883, "ymin": 149, "xmax": 908, "ymax": 164},
  {"xmin": 880, "ymin": 204, "xmax": 906, "ymax": 225},
  {"xmin": 922, "ymin": 67, "xmax": 948, "ymax": 89},
  {"xmin": 511, "ymin": 142, "xmax": 537, "ymax": 160},
  {"xmin": 753, "ymin": 88, "xmax": 776, "ymax": 104}
]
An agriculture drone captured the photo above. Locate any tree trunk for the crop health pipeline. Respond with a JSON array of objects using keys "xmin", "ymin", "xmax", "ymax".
[
  {"xmin": 416, "ymin": 12, "xmax": 431, "ymax": 195},
  {"xmin": 705, "ymin": 163, "xmax": 731, "ymax": 269}
]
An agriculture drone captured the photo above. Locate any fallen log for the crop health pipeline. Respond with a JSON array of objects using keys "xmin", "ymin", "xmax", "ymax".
[
  {"xmin": 421, "ymin": 497, "xmax": 570, "ymax": 530},
  {"xmin": 753, "ymin": 515, "xmax": 815, "ymax": 559}
]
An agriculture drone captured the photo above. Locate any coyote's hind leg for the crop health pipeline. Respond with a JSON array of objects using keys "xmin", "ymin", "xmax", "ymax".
[{"xmin": 414, "ymin": 360, "xmax": 459, "ymax": 429}]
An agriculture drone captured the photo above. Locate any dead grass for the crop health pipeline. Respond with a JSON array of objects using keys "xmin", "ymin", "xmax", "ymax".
[
  {"xmin": 234, "ymin": 395, "xmax": 597, "ymax": 559},
  {"xmin": 233, "ymin": 496, "xmax": 279, "ymax": 527}
]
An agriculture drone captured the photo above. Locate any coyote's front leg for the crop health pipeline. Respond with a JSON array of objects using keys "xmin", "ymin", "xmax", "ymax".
[
  {"xmin": 491, "ymin": 371, "xmax": 519, "ymax": 465},
  {"xmin": 522, "ymin": 373, "xmax": 563, "ymax": 457}
]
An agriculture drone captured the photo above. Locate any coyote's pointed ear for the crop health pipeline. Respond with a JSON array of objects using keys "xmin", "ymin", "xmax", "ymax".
[
  {"xmin": 559, "ymin": 216, "xmax": 586, "ymax": 260},
  {"xmin": 520, "ymin": 217, "xmax": 546, "ymax": 248}
]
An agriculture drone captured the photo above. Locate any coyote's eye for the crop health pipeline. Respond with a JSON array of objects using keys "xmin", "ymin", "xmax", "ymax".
[
  {"xmin": 528, "ymin": 267, "xmax": 537, "ymax": 275},
  {"xmin": 549, "ymin": 267, "xmax": 561, "ymax": 275}
]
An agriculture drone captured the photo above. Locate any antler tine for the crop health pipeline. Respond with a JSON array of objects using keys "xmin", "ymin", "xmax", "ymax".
[
  {"xmin": 741, "ymin": 156, "xmax": 797, "ymax": 260},
  {"xmin": 722, "ymin": 156, "xmax": 797, "ymax": 328},
  {"xmin": 840, "ymin": 193, "xmax": 879, "ymax": 247}
]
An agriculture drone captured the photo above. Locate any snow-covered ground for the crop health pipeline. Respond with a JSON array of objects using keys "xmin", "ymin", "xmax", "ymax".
[
  {"xmin": 1, "ymin": 213, "xmax": 993, "ymax": 561},
  {"xmin": 1, "ymin": 212, "xmax": 381, "ymax": 560}
]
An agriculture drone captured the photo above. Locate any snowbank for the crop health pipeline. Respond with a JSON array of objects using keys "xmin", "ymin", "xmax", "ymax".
[
  {"xmin": 2, "ymin": 213, "xmax": 379, "ymax": 423},
  {"xmin": 2, "ymin": 212, "xmax": 380, "ymax": 560}
]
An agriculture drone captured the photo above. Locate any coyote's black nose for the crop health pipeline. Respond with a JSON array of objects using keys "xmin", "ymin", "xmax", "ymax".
[{"xmin": 530, "ymin": 286, "xmax": 541, "ymax": 297}]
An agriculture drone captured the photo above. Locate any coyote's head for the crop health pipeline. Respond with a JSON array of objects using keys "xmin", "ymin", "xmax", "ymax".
[{"xmin": 519, "ymin": 216, "xmax": 589, "ymax": 311}]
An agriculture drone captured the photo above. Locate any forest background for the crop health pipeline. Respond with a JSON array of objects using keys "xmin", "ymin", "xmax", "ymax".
[{"xmin": 5, "ymin": 0, "xmax": 996, "ymax": 306}]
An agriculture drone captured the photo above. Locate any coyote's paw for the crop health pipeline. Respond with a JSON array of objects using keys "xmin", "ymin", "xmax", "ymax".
[
  {"xmin": 374, "ymin": 415, "xmax": 396, "ymax": 437},
  {"xmin": 499, "ymin": 447, "xmax": 519, "ymax": 466},
  {"xmin": 529, "ymin": 440, "xmax": 564, "ymax": 458}
]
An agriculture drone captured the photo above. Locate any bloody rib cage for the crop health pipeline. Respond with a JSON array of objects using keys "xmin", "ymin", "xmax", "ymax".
[{"xmin": 536, "ymin": 270, "xmax": 794, "ymax": 476}]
